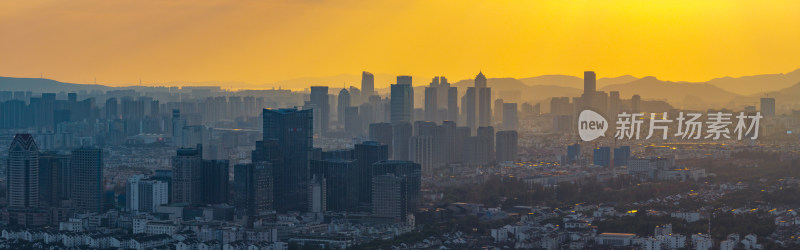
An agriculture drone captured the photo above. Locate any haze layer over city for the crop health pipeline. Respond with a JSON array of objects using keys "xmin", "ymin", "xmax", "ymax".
[{"xmin": 1, "ymin": 1, "xmax": 799, "ymax": 250}]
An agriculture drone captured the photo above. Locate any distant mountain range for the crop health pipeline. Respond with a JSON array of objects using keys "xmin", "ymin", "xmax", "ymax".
[{"xmin": 2, "ymin": 69, "xmax": 799, "ymax": 108}]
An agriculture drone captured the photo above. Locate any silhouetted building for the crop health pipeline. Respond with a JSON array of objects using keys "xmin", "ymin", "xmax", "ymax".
[
  {"xmin": 503, "ymin": 103, "xmax": 518, "ymax": 131},
  {"xmin": 593, "ymin": 147, "xmax": 611, "ymax": 167},
  {"xmin": 172, "ymin": 145, "xmax": 203, "ymax": 204},
  {"xmin": 71, "ymin": 147, "xmax": 104, "ymax": 213},
  {"xmin": 311, "ymin": 159, "xmax": 359, "ymax": 212},
  {"xmin": 39, "ymin": 152, "xmax": 69, "ymax": 207},
  {"xmin": 391, "ymin": 76, "xmax": 414, "ymax": 124},
  {"xmin": 354, "ymin": 141, "xmax": 389, "ymax": 211},
  {"xmin": 409, "ymin": 136, "xmax": 433, "ymax": 175},
  {"xmin": 424, "ymin": 87, "xmax": 438, "ymax": 123},
  {"xmin": 496, "ymin": 130, "xmax": 518, "ymax": 162},
  {"xmin": 464, "ymin": 87, "xmax": 476, "ymax": 131},
  {"xmin": 7, "ymin": 134, "xmax": 39, "ymax": 209},
  {"xmin": 262, "ymin": 108, "xmax": 312, "ymax": 212},
  {"xmin": 372, "ymin": 160, "xmax": 421, "ymax": 217},
  {"xmin": 202, "ymin": 160, "xmax": 229, "ymax": 204},
  {"xmin": 234, "ymin": 162, "xmax": 273, "ymax": 216},
  {"xmin": 447, "ymin": 86, "xmax": 458, "ymax": 122},
  {"xmin": 362, "ymin": 71, "xmax": 375, "ymax": 99},
  {"xmin": 760, "ymin": 98, "xmax": 776, "ymax": 117},
  {"xmin": 392, "ymin": 122, "xmax": 412, "ymax": 161},
  {"xmin": 310, "ymin": 86, "xmax": 330, "ymax": 135},
  {"xmin": 337, "ymin": 88, "xmax": 351, "ymax": 124},
  {"xmin": 614, "ymin": 146, "xmax": 631, "ymax": 167},
  {"xmin": 344, "ymin": 106, "xmax": 361, "ymax": 136},
  {"xmin": 369, "ymin": 122, "xmax": 393, "ymax": 158},
  {"xmin": 477, "ymin": 126, "xmax": 495, "ymax": 162}
]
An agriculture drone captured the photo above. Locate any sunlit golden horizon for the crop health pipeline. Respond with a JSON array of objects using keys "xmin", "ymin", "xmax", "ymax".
[{"xmin": 2, "ymin": 0, "xmax": 799, "ymax": 89}]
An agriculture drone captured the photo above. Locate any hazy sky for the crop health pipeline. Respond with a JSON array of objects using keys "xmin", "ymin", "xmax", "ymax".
[{"xmin": 1, "ymin": 0, "xmax": 799, "ymax": 88}]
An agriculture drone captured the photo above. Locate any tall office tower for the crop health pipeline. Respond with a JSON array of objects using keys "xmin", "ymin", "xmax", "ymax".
[
  {"xmin": 309, "ymin": 86, "xmax": 330, "ymax": 135},
  {"xmin": 234, "ymin": 162, "xmax": 273, "ymax": 216},
  {"xmin": 464, "ymin": 87, "xmax": 477, "ymax": 130},
  {"xmin": 359, "ymin": 102, "xmax": 375, "ymax": 134},
  {"xmin": 348, "ymin": 86, "xmax": 361, "ymax": 105},
  {"xmin": 39, "ymin": 152, "xmax": 69, "ymax": 207},
  {"xmin": 105, "ymin": 98, "xmax": 118, "ymax": 119},
  {"xmin": 477, "ymin": 126, "xmax": 495, "ymax": 162},
  {"xmin": 454, "ymin": 126, "xmax": 471, "ymax": 163},
  {"xmin": 631, "ymin": 94, "xmax": 641, "ymax": 113},
  {"xmin": 337, "ymin": 88, "xmax": 351, "ymax": 124},
  {"xmin": 593, "ymin": 147, "xmax": 611, "ymax": 167},
  {"xmin": 409, "ymin": 136, "xmax": 433, "ymax": 175},
  {"xmin": 494, "ymin": 99, "xmax": 504, "ymax": 125},
  {"xmin": 7, "ymin": 134, "xmax": 39, "ymax": 209},
  {"xmin": 172, "ymin": 145, "xmax": 203, "ymax": 204},
  {"xmin": 760, "ymin": 98, "xmax": 776, "ymax": 117},
  {"xmin": 71, "ymin": 147, "xmax": 103, "ymax": 213},
  {"xmin": 478, "ymin": 87, "xmax": 492, "ymax": 127},
  {"xmin": 447, "ymin": 87, "xmax": 458, "ymax": 122},
  {"xmin": 414, "ymin": 121, "xmax": 437, "ymax": 137},
  {"xmin": 362, "ymin": 71, "xmax": 375, "ymax": 99},
  {"xmin": 613, "ymin": 146, "xmax": 631, "ymax": 167},
  {"xmin": 397, "ymin": 75, "xmax": 412, "ymax": 85},
  {"xmin": 609, "ymin": 91, "xmax": 621, "ymax": 115},
  {"xmin": 496, "ymin": 131, "xmax": 518, "ymax": 163},
  {"xmin": 502, "ymin": 103, "xmax": 518, "ymax": 131},
  {"xmin": 566, "ymin": 143, "xmax": 581, "ymax": 164},
  {"xmin": 440, "ymin": 121, "xmax": 457, "ymax": 163},
  {"xmin": 424, "ymin": 87, "xmax": 438, "ymax": 123},
  {"xmin": 126, "ymin": 175, "xmax": 169, "ymax": 213},
  {"xmin": 310, "ymin": 159, "xmax": 359, "ymax": 212},
  {"xmin": 344, "ymin": 107, "xmax": 361, "ymax": 136},
  {"xmin": 171, "ymin": 110, "xmax": 186, "ymax": 147},
  {"xmin": 372, "ymin": 160, "xmax": 422, "ymax": 216},
  {"xmin": 202, "ymin": 160, "xmax": 229, "ymax": 204},
  {"xmin": 354, "ymin": 141, "xmax": 389, "ymax": 210},
  {"xmin": 475, "ymin": 71, "xmax": 487, "ymax": 88},
  {"xmin": 152, "ymin": 170, "xmax": 172, "ymax": 203},
  {"xmin": 392, "ymin": 122, "xmax": 413, "ymax": 161},
  {"xmin": 262, "ymin": 108, "xmax": 312, "ymax": 212},
  {"xmin": 369, "ymin": 122, "xmax": 393, "ymax": 158},
  {"xmin": 584, "ymin": 71, "xmax": 597, "ymax": 95},
  {"xmin": 391, "ymin": 77, "xmax": 414, "ymax": 124},
  {"xmin": 371, "ymin": 174, "xmax": 406, "ymax": 220}
]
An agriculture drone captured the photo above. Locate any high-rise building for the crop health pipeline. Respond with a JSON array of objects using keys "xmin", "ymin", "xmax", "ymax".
[
  {"xmin": 593, "ymin": 147, "xmax": 611, "ymax": 167},
  {"xmin": 477, "ymin": 126, "xmax": 495, "ymax": 163},
  {"xmin": 172, "ymin": 145, "xmax": 203, "ymax": 204},
  {"xmin": 71, "ymin": 147, "xmax": 104, "ymax": 213},
  {"xmin": 344, "ymin": 106, "xmax": 361, "ymax": 136},
  {"xmin": 309, "ymin": 86, "xmax": 330, "ymax": 135},
  {"xmin": 371, "ymin": 174, "xmax": 406, "ymax": 221},
  {"xmin": 584, "ymin": 71, "xmax": 596, "ymax": 95},
  {"xmin": 392, "ymin": 122, "xmax": 412, "ymax": 161},
  {"xmin": 126, "ymin": 175, "xmax": 169, "ymax": 213},
  {"xmin": 409, "ymin": 136, "xmax": 433, "ymax": 175},
  {"xmin": 39, "ymin": 152, "xmax": 69, "ymax": 207},
  {"xmin": 391, "ymin": 77, "xmax": 414, "ymax": 124},
  {"xmin": 369, "ymin": 122, "xmax": 393, "ymax": 158},
  {"xmin": 614, "ymin": 146, "xmax": 631, "ymax": 167},
  {"xmin": 7, "ymin": 134, "xmax": 39, "ymax": 209},
  {"xmin": 262, "ymin": 108, "xmax": 312, "ymax": 212},
  {"xmin": 310, "ymin": 159, "xmax": 359, "ymax": 212},
  {"xmin": 496, "ymin": 130, "xmax": 518, "ymax": 163},
  {"xmin": 362, "ymin": 71, "xmax": 375, "ymax": 98},
  {"xmin": 454, "ymin": 126, "xmax": 471, "ymax": 163},
  {"xmin": 502, "ymin": 103, "xmax": 518, "ymax": 131},
  {"xmin": 202, "ymin": 160, "xmax": 229, "ymax": 204},
  {"xmin": 760, "ymin": 98, "xmax": 776, "ymax": 117},
  {"xmin": 464, "ymin": 87, "xmax": 476, "ymax": 131},
  {"xmin": 447, "ymin": 87, "xmax": 458, "ymax": 122},
  {"xmin": 478, "ymin": 87, "xmax": 492, "ymax": 127},
  {"xmin": 567, "ymin": 143, "xmax": 581, "ymax": 164},
  {"xmin": 424, "ymin": 87, "xmax": 438, "ymax": 123},
  {"xmin": 337, "ymin": 88, "xmax": 351, "ymax": 124},
  {"xmin": 233, "ymin": 162, "xmax": 273, "ymax": 216},
  {"xmin": 494, "ymin": 99, "xmax": 504, "ymax": 125},
  {"xmin": 172, "ymin": 109, "xmax": 186, "ymax": 147},
  {"xmin": 354, "ymin": 141, "xmax": 389, "ymax": 210},
  {"xmin": 372, "ymin": 160, "xmax": 421, "ymax": 217},
  {"xmin": 632, "ymin": 95, "xmax": 641, "ymax": 113}
]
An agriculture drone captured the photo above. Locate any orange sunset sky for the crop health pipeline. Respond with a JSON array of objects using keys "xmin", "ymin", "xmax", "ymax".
[{"xmin": 1, "ymin": 0, "xmax": 800, "ymax": 88}]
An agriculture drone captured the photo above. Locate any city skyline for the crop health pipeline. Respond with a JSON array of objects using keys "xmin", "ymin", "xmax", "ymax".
[{"xmin": 2, "ymin": 1, "xmax": 800, "ymax": 88}]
